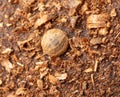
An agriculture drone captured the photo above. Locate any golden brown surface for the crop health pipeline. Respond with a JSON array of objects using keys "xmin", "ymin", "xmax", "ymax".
[{"xmin": 0, "ymin": 0, "xmax": 120, "ymax": 97}]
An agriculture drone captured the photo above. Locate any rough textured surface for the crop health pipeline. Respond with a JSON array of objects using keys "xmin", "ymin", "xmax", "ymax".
[{"xmin": 0, "ymin": 0, "xmax": 120, "ymax": 97}]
